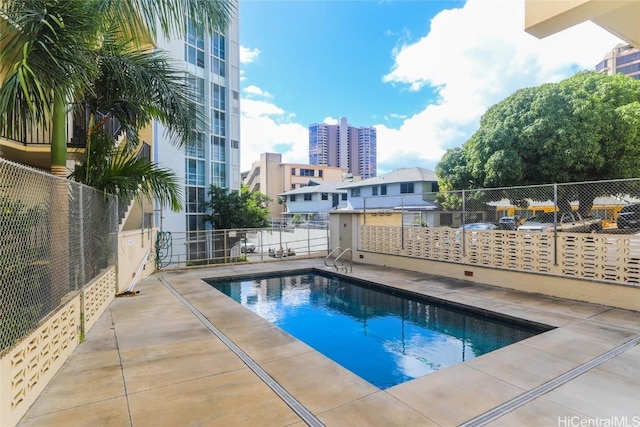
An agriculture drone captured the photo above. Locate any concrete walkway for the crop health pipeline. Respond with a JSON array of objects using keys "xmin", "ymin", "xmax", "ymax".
[{"xmin": 18, "ymin": 259, "xmax": 640, "ymax": 426}]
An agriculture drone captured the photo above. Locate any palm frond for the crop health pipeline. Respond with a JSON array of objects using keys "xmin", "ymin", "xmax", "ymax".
[
  {"xmin": 85, "ymin": 32, "xmax": 204, "ymax": 148},
  {"xmin": 70, "ymin": 131, "xmax": 183, "ymax": 211},
  {"xmin": 0, "ymin": 0, "xmax": 101, "ymax": 131}
]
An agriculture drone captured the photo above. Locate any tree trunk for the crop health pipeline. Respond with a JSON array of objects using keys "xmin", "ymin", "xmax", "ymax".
[{"xmin": 50, "ymin": 97, "xmax": 72, "ymax": 308}]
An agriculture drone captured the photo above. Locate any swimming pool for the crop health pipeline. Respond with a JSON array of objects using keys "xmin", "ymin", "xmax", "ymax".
[{"xmin": 207, "ymin": 271, "xmax": 546, "ymax": 389}]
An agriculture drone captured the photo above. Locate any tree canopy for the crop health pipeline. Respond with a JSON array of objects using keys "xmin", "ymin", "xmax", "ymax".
[
  {"xmin": 436, "ymin": 71, "xmax": 640, "ymax": 214},
  {"xmin": 203, "ymin": 186, "xmax": 271, "ymax": 230}
]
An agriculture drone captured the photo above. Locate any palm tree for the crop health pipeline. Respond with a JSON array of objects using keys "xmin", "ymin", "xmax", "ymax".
[
  {"xmin": 1, "ymin": 0, "xmax": 232, "ymax": 298},
  {"xmin": 0, "ymin": 1, "xmax": 101, "ymax": 175},
  {"xmin": 0, "ymin": 0, "xmax": 233, "ymax": 182},
  {"xmin": 70, "ymin": 29, "xmax": 207, "ymax": 210},
  {"xmin": 70, "ymin": 130, "xmax": 182, "ymax": 212}
]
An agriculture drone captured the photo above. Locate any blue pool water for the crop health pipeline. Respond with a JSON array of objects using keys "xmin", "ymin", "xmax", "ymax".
[{"xmin": 208, "ymin": 272, "xmax": 544, "ymax": 389}]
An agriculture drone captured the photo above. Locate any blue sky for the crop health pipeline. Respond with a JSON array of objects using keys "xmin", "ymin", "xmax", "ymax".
[{"xmin": 238, "ymin": 0, "xmax": 623, "ymax": 175}]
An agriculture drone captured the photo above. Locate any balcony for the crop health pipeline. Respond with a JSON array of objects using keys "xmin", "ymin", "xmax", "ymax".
[{"xmin": 0, "ymin": 108, "xmax": 121, "ymax": 171}]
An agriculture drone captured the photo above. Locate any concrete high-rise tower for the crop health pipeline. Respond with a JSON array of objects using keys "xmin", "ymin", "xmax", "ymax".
[
  {"xmin": 596, "ymin": 44, "xmax": 640, "ymax": 80},
  {"xmin": 309, "ymin": 117, "xmax": 377, "ymax": 179},
  {"xmin": 154, "ymin": 8, "xmax": 241, "ymax": 262}
]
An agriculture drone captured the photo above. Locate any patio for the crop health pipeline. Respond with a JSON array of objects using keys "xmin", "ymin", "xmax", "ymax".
[{"xmin": 17, "ymin": 259, "xmax": 640, "ymax": 426}]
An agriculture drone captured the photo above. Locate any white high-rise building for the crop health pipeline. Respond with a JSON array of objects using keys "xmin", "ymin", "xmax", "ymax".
[{"xmin": 154, "ymin": 10, "xmax": 241, "ymax": 261}]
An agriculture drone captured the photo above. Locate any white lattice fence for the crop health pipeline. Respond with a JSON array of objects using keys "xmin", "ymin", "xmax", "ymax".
[
  {"xmin": 559, "ymin": 233, "xmax": 640, "ymax": 284},
  {"xmin": 0, "ymin": 298, "xmax": 79, "ymax": 427},
  {"xmin": 0, "ymin": 266, "xmax": 116, "ymax": 427},
  {"xmin": 83, "ymin": 266, "xmax": 117, "ymax": 332},
  {"xmin": 361, "ymin": 226, "xmax": 402, "ymax": 254},
  {"xmin": 360, "ymin": 225, "xmax": 638, "ymax": 286}
]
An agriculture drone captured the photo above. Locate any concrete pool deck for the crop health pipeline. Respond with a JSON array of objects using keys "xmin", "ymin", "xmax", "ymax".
[{"xmin": 18, "ymin": 259, "xmax": 640, "ymax": 426}]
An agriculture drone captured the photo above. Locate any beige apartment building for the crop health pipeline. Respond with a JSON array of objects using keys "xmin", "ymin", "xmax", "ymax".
[{"xmin": 243, "ymin": 152, "xmax": 349, "ymax": 221}]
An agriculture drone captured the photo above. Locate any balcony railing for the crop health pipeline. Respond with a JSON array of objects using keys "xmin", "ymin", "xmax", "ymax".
[{"xmin": 1, "ymin": 107, "xmax": 121, "ymax": 148}]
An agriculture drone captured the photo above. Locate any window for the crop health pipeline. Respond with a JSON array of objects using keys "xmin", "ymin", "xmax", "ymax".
[
  {"xmin": 595, "ymin": 59, "xmax": 608, "ymax": 72},
  {"xmin": 211, "ymin": 30, "xmax": 226, "ymax": 77},
  {"xmin": 212, "ymin": 110, "xmax": 225, "ymax": 135},
  {"xmin": 440, "ymin": 213, "xmax": 453, "ymax": 226},
  {"xmin": 212, "ymin": 32, "xmax": 225, "ymax": 59},
  {"xmin": 318, "ymin": 170, "xmax": 323, "ymax": 178},
  {"xmin": 341, "ymin": 193, "xmax": 347, "ymax": 201},
  {"xmin": 185, "ymin": 131, "xmax": 205, "ymax": 158},
  {"xmin": 321, "ymin": 193, "xmax": 328, "ymax": 201},
  {"xmin": 185, "ymin": 19, "xmax": 204, "ymax": 68},
  {"xmin": 616, "ymin": 50, "xmax": 640, "ymax": 66},
  {"xmin": 290, "ymin": 194, "xmax": 297, "ymax": 202},
  {"xmin": 187, "ymin": 75, "xmax": 205, "ymax": 105},
  {"xmin": 381, "ymin": 184, "xmax": 387, "ymax": 195},
  {"xmin": 372, "ymin": 186, "xmax": 378, "ymax": 196},
  {"xmin": 617, "ymin": 63, "xmax": 640, "ymax": 75},
  {"xmin": 351, "ymin": 188, "xmax": 361, "ymax": 197},
  {"xmin": 187, "ymin": 214, "xmax": 204, "ymax": 232},
  {"xmin": 212, "ymin": 83, "xmax": 225, "ymax": 110},
  {"xmin": 212, "ymin": 136, "xmax": 225, "ymax": 162},
  {"xmin": 231, "ymin": 140, "xmax": 239, "ymax": 149},
  {"xmin": 212, "ymin": 57, "xmax": 225, "ymax": 77},
  {"xmin": 186, "ymin": 159, "xmax": 205, "ymax": 185},
  {"xmin": 186, "ymin": 186, "xmax": 205, "ymax": 213},
  {"xmin": 400, "ymin": 183, "xmax": 414, "ymax": 194},
  {"xmin": 291, "ymin": 168, "xmax": 296, "ymax": 175},
  {"xmin": 304, "ymin": 194, "xmax": 312, "ymax": 201},
  {"xmin": 211, "ymin": 162, "xmax": 226, "ymax": 188}
]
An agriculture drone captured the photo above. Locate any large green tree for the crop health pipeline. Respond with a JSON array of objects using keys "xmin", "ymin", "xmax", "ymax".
[
  {"xmin": 203, "ymin": 185, "xmax": 271, "ymax": 230},
  {"xmin": 436, "ymin": 71, "xmax": 640, "ymax": 214}
]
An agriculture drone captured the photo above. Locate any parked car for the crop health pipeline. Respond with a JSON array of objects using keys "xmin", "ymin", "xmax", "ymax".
[
  {"xmin": 517, "ymin": 211, "xmax": 602, "ymax": 233},
  {"xmin": 499, "ymin": 216, "xmax": 523, "ymax": 230},
  {"xmin": 240, "ymin": 239, "xmax": 256, "ymax": 253},
  {"xmin": 616, "ymin": 203, "xmax": 640, "ymax": 229},
  {"xmin": 461, "ymin": 223, "xmax": 499, "ymax": 230}
]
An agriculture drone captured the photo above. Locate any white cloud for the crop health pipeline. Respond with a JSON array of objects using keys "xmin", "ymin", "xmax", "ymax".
[
  {"xmin": 240, "ymin": 45, "xmax": 260, "ymax": 64},
  {"xmin": 240, "ymin": 0, "xmax": 624, "ymax": 175},
  {"xmin": 243, "ymin": 85, "xmax": 272, "ymax": 99},
  {"xmin": 376, "ymin": 0, "xmax": 623, "ymax": 173},
  {"xmin": 240, "ymin": 98, "xmax": 308, "ymax": 170},
  {"xmin": 323, "ymin": 116, "xmax": 338, "ymax": 125}
]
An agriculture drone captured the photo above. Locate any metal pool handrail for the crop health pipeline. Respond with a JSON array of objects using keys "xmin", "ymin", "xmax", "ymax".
[
  {"xmin": 324, "ymin": 247, "xmax": 342, "ymax": 267},
  {"xmin": 334, "ymin": 248, "xmax": 352, "ymax": 273}
]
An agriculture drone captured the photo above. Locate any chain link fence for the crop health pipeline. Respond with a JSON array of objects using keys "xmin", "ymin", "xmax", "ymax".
[
  {"xmin": 361, "ymin": 178, "xmax": 640, "ymax": 234},
  {"xmin": 0, "ymin": 159, "xmax": 118, "ymax": 354},
  {"xmin": 359, "ymin": 178, "xmax": 640, "ymax": 285},
  {"xmin": 155, "ymin": 225, "xmax": 330, "ymax": 269}
]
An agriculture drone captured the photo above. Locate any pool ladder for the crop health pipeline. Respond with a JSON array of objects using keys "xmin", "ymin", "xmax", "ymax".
[{"xmin": 324, "ymin": 247, "xmax": 352, "ymax": 273}]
